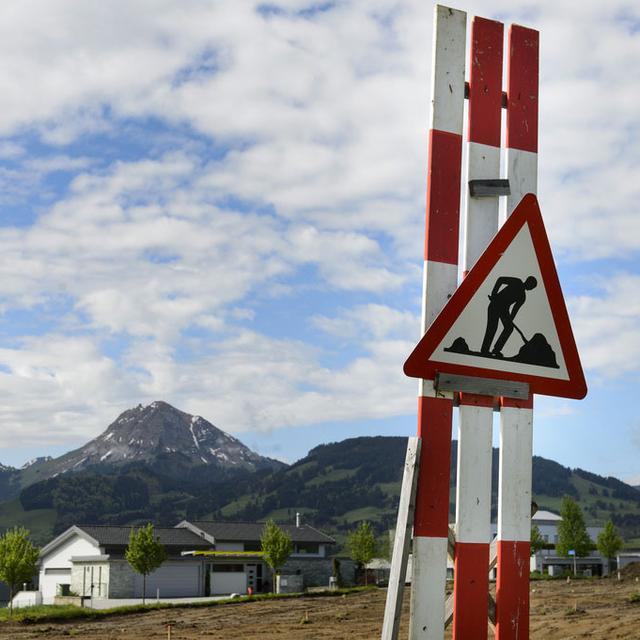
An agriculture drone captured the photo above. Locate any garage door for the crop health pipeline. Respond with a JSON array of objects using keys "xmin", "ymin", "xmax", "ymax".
[{"xmin": 134, "ymin": 562, "xmax": 201, "ymax": 598}]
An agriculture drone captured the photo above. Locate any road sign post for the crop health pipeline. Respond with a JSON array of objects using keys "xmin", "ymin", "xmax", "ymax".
[
  {"xmin": 409, "ymin": 6, "xmax": 465, "ymax": 640},
  {"xmin": 496, "ymin": 26, "xmax": 540, "ymax": 640},
  {"xmin": 453, "ymin": 16, "xmax": 504, "ymax": 639},
  {"xmin": 388, "ymin": 6, "xmax": 587, "ymax": 640}
]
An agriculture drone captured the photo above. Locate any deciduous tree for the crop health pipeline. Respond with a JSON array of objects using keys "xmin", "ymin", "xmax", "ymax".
[
  {"xmin": 261, "ymin": 520, "xmax": 293, "ymax": 592},
  {"xmin": 347, "ymin": 521, "xmax": 376, "ymax": 585},
  {"xmin": 596, "ymin": 520, "xmax": 623, "ymax": 574},
  {"xmin": 0, "ymin": 527, "xmax": 39, "ymax": 615},
  {"xmin": 556, "ymin": 496, "xmax": 592, "ymax": 558},
  {"xmin": 125, "ymin": 523, "xmax": 167, "ymax": 604},
  {"xmin": 530, "ymin": 524, "xmax": 546, "ymax": 556}
]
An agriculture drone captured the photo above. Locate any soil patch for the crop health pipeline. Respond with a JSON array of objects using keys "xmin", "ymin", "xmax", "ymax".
[{"xmin": 2, "ymin": 578, "xmax": 640, "ymax": 639}]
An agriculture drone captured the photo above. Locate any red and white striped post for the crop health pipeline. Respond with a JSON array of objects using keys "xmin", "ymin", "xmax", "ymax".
[
  {"xmin": 495, "ymin": 24, "xmax": 539, "ymax": 640},
  {"xmin": 453, "ymin": 16, "xmax": 503, "ymax": 640},
  {"xmin": 410, "ymin": 5, "xmax": 465, "ymax": 639}
]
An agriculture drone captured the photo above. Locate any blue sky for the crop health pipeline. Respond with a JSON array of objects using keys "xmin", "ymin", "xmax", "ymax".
[{"xmin": 0, "ymin": 1, "xmax": 639, "ymax": 486}]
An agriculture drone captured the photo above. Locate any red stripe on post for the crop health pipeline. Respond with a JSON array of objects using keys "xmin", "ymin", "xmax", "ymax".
[
  {"xmin": 506, "ymin": 25, "xmax": 539, "ymax": 153},
  {"xmin": 453, "ymin": 542, "xmax": 489, "ymax": 640},
  {"xmin": 458, "ymin": 392, "xmax": 495, "ymax": 408},
  {"xmin": 496, "ymin": 540, "xmax": 530, "ymax": 640},
  {"xmin": 501, "ymin": 395, "xmax": 534, "ymax": 410},
  {"xmin": 424, "ymin": 129, "xmax": 463, "ymax": 264},
  {"xmin": 469, "ymin": 17, "xmax": 504, "ymax": 146},
  {"xmin": 414, "ymin": 395, "xmax": 453, "ymax": 538}
]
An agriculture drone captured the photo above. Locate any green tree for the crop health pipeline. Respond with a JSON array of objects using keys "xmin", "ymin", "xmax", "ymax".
[
  {"xmin": 556, "ymin": 496, "xmax": 592, "ymax": 558},
  {"xmin": 376, "ymin": 532, "xmax": 391, "ymax": 561},
  {"xmin": 530, "ymin": 524, "xmax": 546, "ymax": 556},
  {"xmin": 0, "ymin": 527, "xmax": 39, "ymax": 615},
  {"xmin": 260, "ymin": 520, "xmax": 293, "ymax": 592},
  {"xmin": 596, "ymin": 520, "xmax": 623, "ymax": 574},
  {"xmin": 347, "ymin": 521, "xmax": 376, "ymax": 585},
  {"xmin": 125, "ymin": 523, "xmax": 167, "ymax": 604}
]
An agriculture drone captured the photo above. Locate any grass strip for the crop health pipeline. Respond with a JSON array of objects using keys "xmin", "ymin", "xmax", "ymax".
[{"xmin": 0, "ymin": 586, "xmax": 377, "ymax": 625}]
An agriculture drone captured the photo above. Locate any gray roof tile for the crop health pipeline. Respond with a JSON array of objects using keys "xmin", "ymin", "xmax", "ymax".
[
  {"xmin": 77, "ymin": 525, "xmax": 211, "ymax": 549},
  {"xmin": 187, "ymin": 521, "xmax": 335, "ymax": 544}
]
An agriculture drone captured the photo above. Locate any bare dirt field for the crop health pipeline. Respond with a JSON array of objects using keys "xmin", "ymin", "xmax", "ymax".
[{"xmin": 2, "ymin": 579, "xmax": 640, "ymax": 639}]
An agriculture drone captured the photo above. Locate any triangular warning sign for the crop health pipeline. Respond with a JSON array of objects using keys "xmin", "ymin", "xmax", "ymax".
[{"xmin": 404, "ymin": 194, "xmax": 587, "ymax": 399}]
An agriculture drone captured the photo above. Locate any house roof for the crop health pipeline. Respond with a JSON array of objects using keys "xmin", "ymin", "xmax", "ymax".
[
  {"xmin": 532, "ymin": 510, "xmax": 562, "ymax": 522},
  {"xmin": 184, "ymin": 521, "xmax": 335, "ymax": 544},
  {"xmin": 40, "ymin": 524, "xmax": 212, "ymax": 558},
  {"xmin": 76, "ymin": 525, "xmax": 212, "ymax": 548}
]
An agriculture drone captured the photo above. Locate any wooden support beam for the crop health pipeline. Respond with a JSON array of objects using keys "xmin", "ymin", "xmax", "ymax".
[
  {"xmin": 448, "ymin": 525, "xmax": 456, "ymax": 560},
  {"xmin": 489, "ymin": 536, "xmax": 498, "ymax": 571},
  {"xmin": 381, "ymin": 437, "xmax": 421, "ymax": 640}
]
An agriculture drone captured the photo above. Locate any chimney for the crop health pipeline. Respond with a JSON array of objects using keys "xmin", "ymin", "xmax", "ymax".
[{"xmin": 296, "ymin": 512, "xmax": 301, "ymax": 528}]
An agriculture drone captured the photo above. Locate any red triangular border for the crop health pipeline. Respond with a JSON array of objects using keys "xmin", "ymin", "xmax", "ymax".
[{"xmin": 404, "ymin": 194, "xmax": 587, "ymax": 399}]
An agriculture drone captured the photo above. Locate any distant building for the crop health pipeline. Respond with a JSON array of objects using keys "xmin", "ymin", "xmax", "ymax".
[
  {"xmin": 530, "ymin": 510, "xmax": 606, "ymax": 576},
  {"xmin": 36, "ymin": 519, "xmax": 336, "ymax": 605},
  {"xmin": 38, "ymin": 525, "xmax": 211, "ymax": 604},
  {"xmin": 176, "ymin": 520, "xmax": 336, "ymax": 594}
]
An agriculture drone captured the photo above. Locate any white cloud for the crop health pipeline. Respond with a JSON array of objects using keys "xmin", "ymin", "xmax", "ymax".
[
  {"xmin": 0, "ymin": 0, "xmax": 639, "ymax": 455},
  {"xmin": 313, "ymin": 303, "xmax": 418, "ymax": 341},
  {"xmin": 0, "ymin": 335, "xmax": 130, "ymax": 446},
  {"xmin": 569, "ymin": 273, "xmax": 640, "ymax": 377}
]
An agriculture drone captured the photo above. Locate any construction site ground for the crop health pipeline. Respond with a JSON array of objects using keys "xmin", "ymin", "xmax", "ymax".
[{"xmin": 2, "ymin": 577, "xmax": 640, "ymax": 639}]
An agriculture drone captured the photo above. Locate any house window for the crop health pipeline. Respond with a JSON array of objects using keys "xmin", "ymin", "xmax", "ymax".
[
  {"xmin": 244, "ymin": 542, "xmax": 261, "ymax": 552},
  {"xmin": 294, "ymin": 543, "xmax": 319, "ymax": 554},
  {"xmin": 212, "ymin": 564, "xmax": 244, "ymax": 572},
  {"xmin": 45, "ymin": 568, "xmax": 71, "ymax": 575}
]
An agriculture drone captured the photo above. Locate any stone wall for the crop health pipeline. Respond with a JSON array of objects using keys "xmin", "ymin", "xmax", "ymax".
[
  {"xmin": 108, "ymin": 560, "xmax": 137, "ymax": 598},
  {"xmin": 276, "ymin": 574, "xmax": 303, "ymax": 594},
  {"xmin": 280, "ymin": 557, "xmax": 357, "ymax": 588}
]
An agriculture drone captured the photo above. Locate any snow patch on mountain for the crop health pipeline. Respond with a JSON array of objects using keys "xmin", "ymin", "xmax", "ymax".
[{"xmin": 36, "ymin": 401, "xmax": 284, "ymax": 478}]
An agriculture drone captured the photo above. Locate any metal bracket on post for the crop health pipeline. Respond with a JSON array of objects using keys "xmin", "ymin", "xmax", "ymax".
[
  {"xmin": 435, "ymin": 372, "xmax": 529, "ymax": 400},
  {"xmin": 469, "ymin": 179, "xmax": 511, "ymax": 197}
]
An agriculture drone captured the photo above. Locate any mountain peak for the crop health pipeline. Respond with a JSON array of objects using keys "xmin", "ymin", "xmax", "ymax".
[{"xmin": 39, "ymin": 401, "xmax": 283, "ymax": 478}]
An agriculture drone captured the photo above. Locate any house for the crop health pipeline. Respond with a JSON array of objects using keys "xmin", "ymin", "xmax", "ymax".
[
  {"xmin": 176, "ymin": 519, "xmax": 337, "ymax": 594},
  {"xmin": 530, "ymin": 510, "xmax": 606, "ymax": 575},
  {"xmin": 37, "ymin": 518, "xmax": 337, "ymax": 604},
  {"xmin": 38, "ymin": 525, "xmax": 212, "ymax": 604}
]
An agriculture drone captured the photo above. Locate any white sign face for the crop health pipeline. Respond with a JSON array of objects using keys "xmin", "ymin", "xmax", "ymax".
[
  {"xmin": 405, "ymin": 194, "xmax": 586, "ymax": 399},
  {"xmin": 430, "ymin": 223, "xmax": 570, "ymax": 381}
]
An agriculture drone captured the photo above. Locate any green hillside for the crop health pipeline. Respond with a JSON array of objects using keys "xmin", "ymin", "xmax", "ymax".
[{"xmin": 3, "ymin": 436, "xmax": 640, "ymax": 547}]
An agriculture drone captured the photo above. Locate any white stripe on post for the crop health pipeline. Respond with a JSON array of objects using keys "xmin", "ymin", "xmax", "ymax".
[
  {"xmin": 464, "ymin": 141, "xmax": 501, "ymax": 271},
  {"xmin": 455, "ymin": 404, "xmax": 494, "ymax": 547},
  {"xmin": 503, "ymin": 149, "xmax": 538, "ymax": 224},
  {"xmin": 410, "ymin": 6, "xmax": 466, "ymax": 640},
  {"xmin": 411, "ymin": 537, "xmax": 449, "ymax": 637},
  {"xmin": 498, "ymin": 408, "xmax": 533, "ymax": 541},
  {"xmin": 430, "ymin": 6, "xmax": 467, "ymax": 136},
  {"xmin": 421, "ymin": 260, "xmax": 459, "ymax": 333}
]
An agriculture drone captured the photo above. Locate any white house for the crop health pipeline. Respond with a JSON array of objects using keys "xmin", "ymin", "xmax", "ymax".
[
  {"xmin": 37, "ymin": 519, "xmax": 336, "ymax": 604},
  {"xmin": 38, "ymin": 525, "xmax": 212, "ymax": 604}
]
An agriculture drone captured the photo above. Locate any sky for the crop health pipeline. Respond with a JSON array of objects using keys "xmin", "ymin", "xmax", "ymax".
[{"xmin": 0, "ymin": 1, "xmax": 638, "ymax": 485}]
